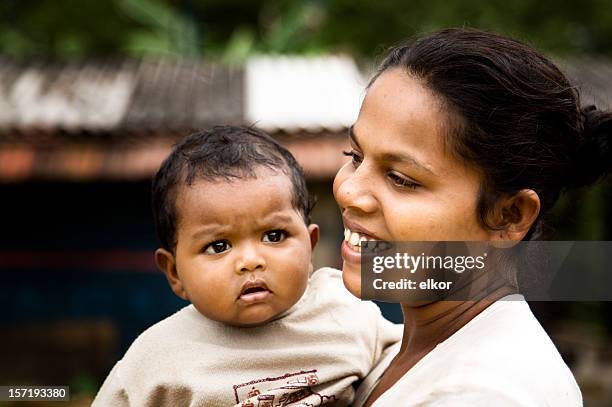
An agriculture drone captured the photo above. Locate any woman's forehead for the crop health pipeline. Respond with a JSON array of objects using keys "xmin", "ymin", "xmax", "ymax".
[
  {"xmin": 349, "ymin": 125, "xmax": 438, "ymax": 177},
  {"xmin": 356, "ymin": 72, "xmax": 448, "ymax": 163},
  {"xmin": 354, "ymin": 69, "xmax": 480, "ymax": 181}
]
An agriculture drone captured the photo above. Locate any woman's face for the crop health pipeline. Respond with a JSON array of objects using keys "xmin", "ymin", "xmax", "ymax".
[{"xmin": 333, "ymin": 68, "xmax": 495, "ymax": 298}]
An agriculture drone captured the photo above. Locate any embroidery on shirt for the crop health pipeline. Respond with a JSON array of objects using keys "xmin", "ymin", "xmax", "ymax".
[{"xmin": 234, "ymin": 369, "xmax": 338, "ymax": 406}]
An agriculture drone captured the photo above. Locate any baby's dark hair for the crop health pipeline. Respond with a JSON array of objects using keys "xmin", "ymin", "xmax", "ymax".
[{"xmin": 152, "ymin": 125, "xmax": 313, "ymax": 252}]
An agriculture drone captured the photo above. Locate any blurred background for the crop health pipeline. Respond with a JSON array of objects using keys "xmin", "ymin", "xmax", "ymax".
[{"xmin": 0, "ymin": 0, "xmax": 611, "ymax": 405}]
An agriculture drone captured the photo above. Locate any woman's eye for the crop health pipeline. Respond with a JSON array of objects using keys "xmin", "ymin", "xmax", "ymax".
[
  {"xmin": 203, "ymin": 240, "xmax": 231, "ymax": 254},
  {"xmin": 388, "ymin": 172, "xmax": 419, "ymax": 190},
  {"xmin": 342, "ymin": 150, "xmax": 363, "ymax": 167},
  {"xmin": 262, "ymin": 230, "xmax": 287, "ymax": 243}
]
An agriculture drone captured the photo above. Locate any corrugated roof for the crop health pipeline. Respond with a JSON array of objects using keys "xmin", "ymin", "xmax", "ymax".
[
  {"xmin": 2, "ymin": 56, "xmax": 610, "ymax": 134},
  {"xmin": 121, "ymin": 59, "xmax": 243, "ymax": 131},
  {"xmin": 0, "ymin": 58, "xmax": 243, "ymax": 133},
  {"xmin": 1, "ymin": 56, "xmax": 611, "ymax": 182},
  {"xmin": 0, "ymin": 56, "xmax": 363, "ymax": 134},
  {"xmin": 0, "ymin": 59, "xmax": 133, "ymax": 132}
]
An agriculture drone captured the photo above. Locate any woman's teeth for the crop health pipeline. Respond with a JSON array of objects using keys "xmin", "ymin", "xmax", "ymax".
[{"xmin": 343, "ymin": 229, "xmax": 375, "ymax": 253}]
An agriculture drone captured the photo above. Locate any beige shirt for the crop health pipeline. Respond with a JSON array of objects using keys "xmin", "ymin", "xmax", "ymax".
[
  {"xmin": 93, "ymin": 267, "xmax": 401, "ymax": 407},
  {"xmin": 354, "ymin": 295, "xmax": 582, "ymax": 407}
]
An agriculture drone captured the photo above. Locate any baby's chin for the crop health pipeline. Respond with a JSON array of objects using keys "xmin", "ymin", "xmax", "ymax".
[
  {"xmin": 341, "ymin": 262, "xmax": 362, "ymax": 299},
  {"xmin": 225, "ymin": 303, "xmax": 297, "ymax": 328}
]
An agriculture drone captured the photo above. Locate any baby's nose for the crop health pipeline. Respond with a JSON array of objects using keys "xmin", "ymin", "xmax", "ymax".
[{"xmin": 235, "ymin": 244, "xmax": 267, "ymax": 273}]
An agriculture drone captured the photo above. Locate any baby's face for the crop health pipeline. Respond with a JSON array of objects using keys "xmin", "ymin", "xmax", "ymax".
[{"xmin": 171, "ymin": 169, "xmax": 317, "ymax": 326}]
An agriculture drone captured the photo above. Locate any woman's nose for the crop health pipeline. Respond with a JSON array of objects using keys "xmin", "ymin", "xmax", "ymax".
[
  {"xmin": 235, "ymin": 243, "xmax": 267, "ymax": 274},
  {"xmin": 334, "ymin": 166, "xmax": 379, "ymax": 214}
]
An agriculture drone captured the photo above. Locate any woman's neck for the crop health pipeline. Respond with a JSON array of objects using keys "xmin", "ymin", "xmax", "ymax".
[
  {"xmin": 363, "ymin": 287, "xmax": 517, "ymax": 407},
  {"xmin": 397, "ymin": 286, "xmax": 515, "ymax": 360}
]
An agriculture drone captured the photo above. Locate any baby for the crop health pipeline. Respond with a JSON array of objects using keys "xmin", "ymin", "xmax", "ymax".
[{"xmin": 93, "ymin": 125, "xmax": 401, "ymax": 406}]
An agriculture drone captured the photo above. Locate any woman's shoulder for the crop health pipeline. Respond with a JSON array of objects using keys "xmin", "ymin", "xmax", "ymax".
[
  {"xmin": 378, "ymin": 297, "xmax": 582, "ymax": 406},
  {"xmin": 441, "ymin": 296, "xmax": 573, "ymax": 379},
  {"xmin": 445, "ymin": 297, "xmax": 568, "ymax": 368}
]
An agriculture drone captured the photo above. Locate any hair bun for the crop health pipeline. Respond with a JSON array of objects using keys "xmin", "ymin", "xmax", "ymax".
[{"xmin": 567, "ymin": 105, "xmax": 612, "ymax": 188}]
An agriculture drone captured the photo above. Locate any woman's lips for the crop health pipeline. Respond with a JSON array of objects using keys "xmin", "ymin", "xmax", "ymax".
[
  {"xmin": 342, "ymin": 216, "xmax": 380, "ymax": 239},
  {"xmin": 341, "ymin": 239, "xmax": 362, "ymax": 265},
  {"xmin": 341, "ymin": 218, "xmax": 385, "ymax": 264}
]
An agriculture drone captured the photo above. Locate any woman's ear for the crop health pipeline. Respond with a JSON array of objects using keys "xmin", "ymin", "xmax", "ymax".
[
  {"xmin": 490, "ymin": 189, "xmax": 541, "ymax": 242},
  {"xmin": 155, "ymin": 248, "xmax": 188, "ymax": 300}
]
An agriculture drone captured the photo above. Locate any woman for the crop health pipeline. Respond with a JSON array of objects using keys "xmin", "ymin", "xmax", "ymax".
[{"xmin": 334, "ymin": 29, "xmax": 611, "ymax": 406}]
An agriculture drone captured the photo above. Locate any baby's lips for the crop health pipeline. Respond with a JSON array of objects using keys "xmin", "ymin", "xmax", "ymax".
[{"xmin": 238, "ymin": 279, "xmax": 271, "ymax": 298}]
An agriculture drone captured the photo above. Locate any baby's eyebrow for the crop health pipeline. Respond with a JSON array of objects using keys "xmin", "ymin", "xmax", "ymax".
[
  {"xmin": 191, "ymin": 224, "xmax": 225, "ymax": 240},
  {"xmin": 259, "ymin": 213, "xmax": 294, "ymax": 225}
]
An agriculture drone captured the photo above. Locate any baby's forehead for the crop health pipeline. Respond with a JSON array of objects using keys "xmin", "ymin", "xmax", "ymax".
[
  {"xmin": 179, "ymin": 168, "xmax": 294, "ymax": 198},
  {"xmin": 173, "ymin": 171, "xmax": 298, "ymax": 223}
]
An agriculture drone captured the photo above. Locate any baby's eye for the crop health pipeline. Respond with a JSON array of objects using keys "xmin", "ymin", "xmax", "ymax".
[
  {"xmin": 342, "ymin": 150, "xmax": 363, "ymax": 168},
  {"xmin": 203, "ymin": 240, "xmax": 231, "ymax": 254},
  {"xmin": 262, "ymin": 230, "xmax": 287, "ymax": 243}
]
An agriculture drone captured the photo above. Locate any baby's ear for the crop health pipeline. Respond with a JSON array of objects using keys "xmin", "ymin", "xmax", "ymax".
[
  {"xmin": 155, "ymin": 248, "xmax": 188, "ymax": 300},
  {"xmin": 308, "ymin": 224, "xmax": 320, "ymax": 250}
]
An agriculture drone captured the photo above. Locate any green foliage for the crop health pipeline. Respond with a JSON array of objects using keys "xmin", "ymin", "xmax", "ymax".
[
  {"xmin": 552, "ymin": 179, "xmax": 612, "ymax": 240},
  {"xmin": 118, "ymin": 0, "xmax": 199, "ymax": 57},
  {"xmin": 313, "ymin": 0, "xmax": 612, "ymax": 58},
  {"xmin": 2, "ymin": 0, "xmax": 612, "ymax": 59},
  {"xmin": 70, "ymin": 371, "xmax": 99, "ymax": 396},
  {"xmin": 0, "ymin": 0, "xmax": 135, "ymax": 58}
]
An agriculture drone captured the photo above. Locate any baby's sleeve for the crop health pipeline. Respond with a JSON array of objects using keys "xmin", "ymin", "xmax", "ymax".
[{"xmin": 92, "ymin": 361, "xmax": 130, "ymax": 407}]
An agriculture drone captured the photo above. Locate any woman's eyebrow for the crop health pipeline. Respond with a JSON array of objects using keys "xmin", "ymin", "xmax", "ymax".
[
  {"xmin": 348, "ymin": 125, "xmax": 361, "ymax": 149},
  {"xmin": 380, "ymin": 151, "xmax": 436, "ymax": 176},
  {"xmin": 349, "ymin": 125, "xmax": 436, "ymax": 176}
]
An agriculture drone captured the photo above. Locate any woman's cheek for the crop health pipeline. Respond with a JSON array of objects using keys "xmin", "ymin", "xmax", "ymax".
[
  {"xmin": 384, "ymin": 201, "xmax": 447, "ymax": 241},
  {"xmin": 383, "ymin": 200, "xmax": 423, "ymax": 240},
  {"xmin": 332, "ymin": 164, "xmax": 350, "ymax": 201}
]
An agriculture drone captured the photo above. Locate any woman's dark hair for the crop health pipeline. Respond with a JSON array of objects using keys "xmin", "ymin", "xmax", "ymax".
[
  {"xmin": 374, "ymin": 28, "xmax": 612, "ymax": 240},
  {"xmin": 152, "ymin": 125, "xmax": 314, "ymax": 252}
]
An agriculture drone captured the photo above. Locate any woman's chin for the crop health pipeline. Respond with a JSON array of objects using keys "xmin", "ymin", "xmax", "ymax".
[{"xmin": 341, "ymin": 262, "xmax": 362, "ymax": 298}]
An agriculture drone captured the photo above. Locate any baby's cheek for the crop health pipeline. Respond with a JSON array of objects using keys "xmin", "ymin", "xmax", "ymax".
[
  {"xmin": 286, "ymin": 257, "xmax": 310, "ymax": 293},
  {"xmin": 286, "ymin": 261, "xmax": 310, "ymax": 288}
]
